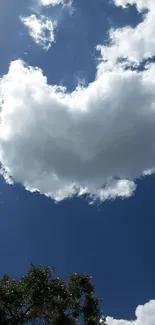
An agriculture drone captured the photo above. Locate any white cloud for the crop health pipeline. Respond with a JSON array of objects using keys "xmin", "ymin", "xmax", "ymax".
[
  {"xmin": 113, "ymin": 0, "xmax": 154, "ymax": 11},
  {"xmin": 1, "ymin": 0, "xmax": 155, "ymax": 201},
  {"xmin": 106, "ymin": 300, "xmax": 155, "ymax": 325},
  {"xmin": 20, "ymin": 14, "xmax": 56, "ymax": 50},
  {"xmin": 39, "ymin": 0, "xmax": 72, "ymax": 7},
  {"xmin": 97, "ymin": 0, "xmax": 155, "ymax": 70},
  {"xmin": 40, "ymin": 0, "xmax": 64, "ymax": 5},
  {"xmin": 1, "ymin": 57, "xmax": 155, "ymax": 201}
]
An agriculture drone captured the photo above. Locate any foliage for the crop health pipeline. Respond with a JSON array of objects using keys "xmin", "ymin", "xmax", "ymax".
[{"xmin": 0, "ymin": 264, "xmax": 106, "ymax": 325}]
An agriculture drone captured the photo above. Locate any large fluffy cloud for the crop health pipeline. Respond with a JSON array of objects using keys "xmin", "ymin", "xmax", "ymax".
[
  {"xmin": 105, "ymin": 300, "xmax": 155, "ymax": 325},
  {"xmin": 20, "ymin": 14, "xmax": 56, "ymax": 50},
  {"xmin": 0, "ymin": 0, "xmax": 155, "ymax": 201},
  {"xmin": 0, "ymin": 58, "xmax": 155, "ymax": 201}
]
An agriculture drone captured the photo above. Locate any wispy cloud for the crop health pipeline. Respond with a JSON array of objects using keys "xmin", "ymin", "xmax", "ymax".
[{"xmin": 20, "ymin": 14, "xmax": 56, "ymax": 50}]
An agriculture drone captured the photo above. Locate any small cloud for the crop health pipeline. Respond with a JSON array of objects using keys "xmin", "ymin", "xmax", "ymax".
[
  {"xmin": 106, "ymin": 300, "xmax": 155, "ymax": 325},
  {"xmin": 40, "ymin": 0, "xmax": 72, "ymax": 7},
  {"xmin": 20, "ymin": 14, "xmax": 56, "ymax": 50},
  {"xmin": 40, "ymin": 0, "xmax": 64, "ymax": 5}
]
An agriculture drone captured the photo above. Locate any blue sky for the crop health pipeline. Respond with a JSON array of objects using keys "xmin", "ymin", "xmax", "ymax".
[{"xmin": 0, "ymin": 0, "xmax": 155, "ymax": 324}]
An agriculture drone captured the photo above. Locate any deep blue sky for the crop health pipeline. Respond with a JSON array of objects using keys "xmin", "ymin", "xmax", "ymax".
[{"xmin": 0, "ymin": 0, "xmax": 155, "ymax": 321}]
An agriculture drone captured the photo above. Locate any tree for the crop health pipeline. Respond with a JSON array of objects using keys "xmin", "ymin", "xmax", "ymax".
[{"xmin": 0, "ymin": 264, "xmax": 106, "ymax": 325}]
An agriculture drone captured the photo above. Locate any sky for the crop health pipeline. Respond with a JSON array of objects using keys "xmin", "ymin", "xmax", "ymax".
[{"xmin": 0, "ymin": 0, "xmax": 155, "ymax": 324}]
